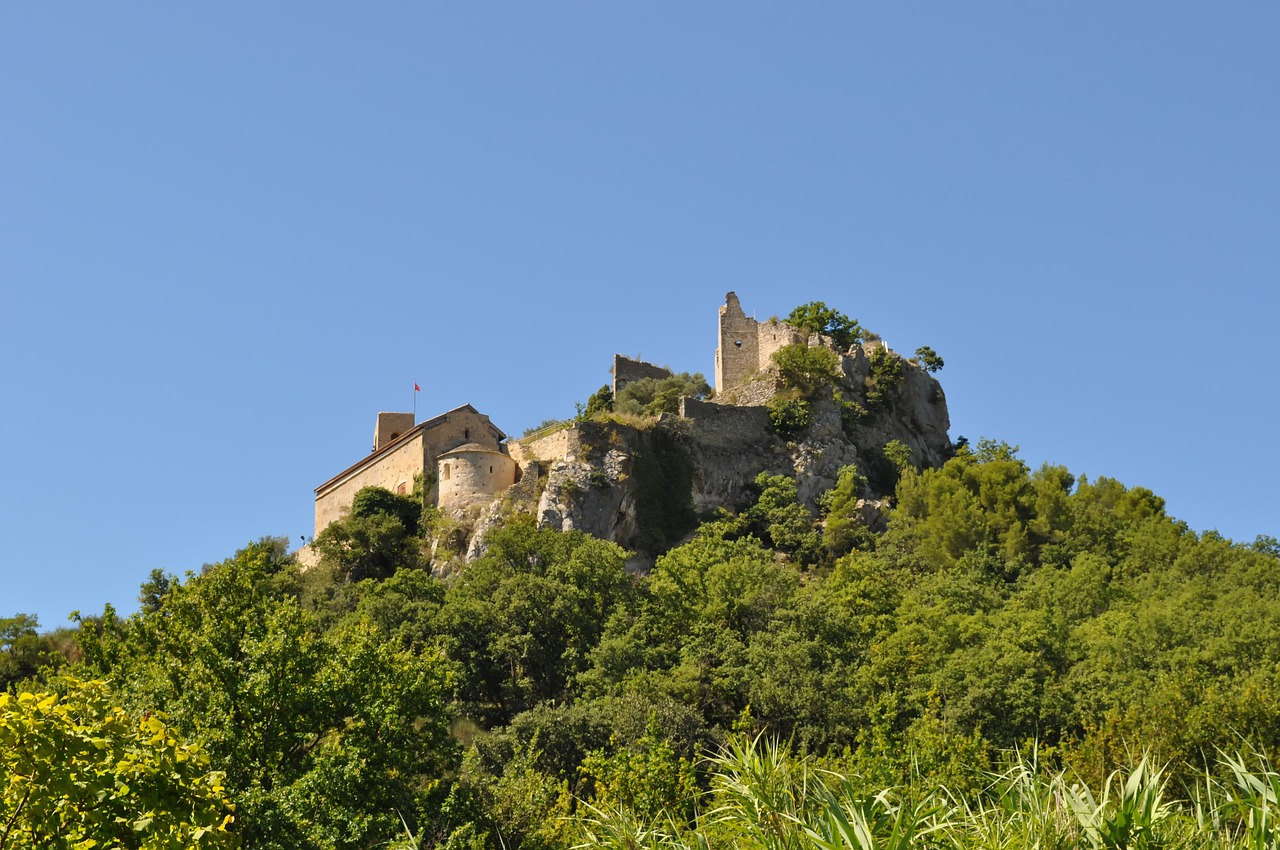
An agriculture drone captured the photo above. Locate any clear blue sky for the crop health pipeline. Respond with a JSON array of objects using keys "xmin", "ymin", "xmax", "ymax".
[{"xmin": 3, "ymin": 4, "xmax": 1276, "ymax": 630}]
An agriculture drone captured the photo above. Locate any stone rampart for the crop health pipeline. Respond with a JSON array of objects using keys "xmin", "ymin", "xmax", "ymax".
[{"xmin": 679, "ymin": 396, "xmax": 773, "ymax": 447}]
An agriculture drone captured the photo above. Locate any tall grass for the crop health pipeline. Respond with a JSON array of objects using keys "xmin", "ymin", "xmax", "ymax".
[{"xmin": 571, "ymin": 737, "xmax": 1280, "ymax": 850}]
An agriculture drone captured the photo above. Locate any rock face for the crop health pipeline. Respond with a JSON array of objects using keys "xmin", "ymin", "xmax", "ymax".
[{"xmin": 507, "ymin": 339, "xmax": 952, "ymax": 557}]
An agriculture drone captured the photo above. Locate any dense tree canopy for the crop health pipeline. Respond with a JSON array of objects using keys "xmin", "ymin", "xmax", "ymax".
[{"xmin": 7, "ymin": 431, "xmax": 1280, "ymax": 848}]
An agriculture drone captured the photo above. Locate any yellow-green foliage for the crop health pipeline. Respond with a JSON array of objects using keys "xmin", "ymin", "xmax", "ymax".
[{"xmin": 0, "ymin": 678, "xmax": 236, "ymax": 849}]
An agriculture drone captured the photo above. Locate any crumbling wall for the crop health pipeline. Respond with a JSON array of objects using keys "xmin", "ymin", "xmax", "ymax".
[{"xmin": 612, "ymin": 355, "xmax": 673, "ymax": 396}]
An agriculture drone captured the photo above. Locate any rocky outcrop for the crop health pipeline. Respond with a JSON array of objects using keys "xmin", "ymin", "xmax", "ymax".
[
  {"xmin": 521, "ymin": 345, "xmax": 945, "ymax": 552},
  {"xmin": 464, "ymin": 340, "xmax": 951, "ymax": 562}
]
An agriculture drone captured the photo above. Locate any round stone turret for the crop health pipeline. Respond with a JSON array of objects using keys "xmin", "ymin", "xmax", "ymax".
[{"xmin": 436, "ymin": 443, "xmax": 517, "ymax": 513}]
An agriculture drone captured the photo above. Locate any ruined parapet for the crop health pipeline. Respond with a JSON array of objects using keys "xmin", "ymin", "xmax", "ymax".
[{"xmin": 612, "ymin": 355, "xmax": 673, "ymax": 397}]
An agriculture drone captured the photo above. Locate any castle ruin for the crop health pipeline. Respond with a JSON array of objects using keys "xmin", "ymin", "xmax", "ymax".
[{"xmin": 311, "ymin": 292, "xmax": 949, "ymax": 550}]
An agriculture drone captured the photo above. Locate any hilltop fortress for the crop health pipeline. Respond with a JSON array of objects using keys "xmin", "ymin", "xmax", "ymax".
[{"xmin": 312, "ymin": 293, "xmax": 951, "ymax": 561}]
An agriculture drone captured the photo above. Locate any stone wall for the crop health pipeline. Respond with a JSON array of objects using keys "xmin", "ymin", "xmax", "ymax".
[
  {"xmin": 314, "ymin": 432, "xmax": 427, "ymax": 534},
  {"xmin": 511, "ymin": 426, "xmax": 581, "ymax": 463},
  {"xmin": 679, "ymin": 396, "xmax": 774, "ymax": 447},
  {"xmin": 612, "ymin": 355, "xmax": 673, "ymax": 396},
  {"xmin": 755, "ymin": 320, "xmax": 809, "ymax": 370}
]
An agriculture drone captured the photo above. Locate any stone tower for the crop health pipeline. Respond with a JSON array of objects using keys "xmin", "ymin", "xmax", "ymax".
[{"xmin": 714, "ymin": 291, "xmax": 759, "ymax": 395}]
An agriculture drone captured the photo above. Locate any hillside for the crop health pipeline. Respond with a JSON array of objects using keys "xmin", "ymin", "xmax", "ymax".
[{"xmin": 4, "ymin": 300, "xmax": 1280, "ymax": 850}]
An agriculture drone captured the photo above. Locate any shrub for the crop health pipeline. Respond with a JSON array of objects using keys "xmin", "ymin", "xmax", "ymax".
[
  {"xmin": 771, "ymin": 343, "xmax": 840, "ymax": 399},
  {"xmin": 834, "ymin": 391, "xmax": 867, "ymax": 436},
  {"xmin": 614, "ymin": 372, "xmax": 710, "ymax": 418},
  {"xmin": 883, "ymin": 439, "xmax": 912, "ymax": 474},
  {"xmin": 768, "ymin": 394, "xmax": 812, "ymax": 439},
  {"xmin": 865, "ymin": 346, "xmax": 903, "ymax": 409},
  {"xmin": 786, "ymin": 301, "xmax": 863, "ymax": 349}
]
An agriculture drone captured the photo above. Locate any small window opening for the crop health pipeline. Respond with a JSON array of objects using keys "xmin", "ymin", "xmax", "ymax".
[
  {"xmin": 396, "ymin": 482, "xmax": 408, "ymax": 495},
  {"xmin": 464, "ymin": 428, "xmax": 470, "ymax": 439},
  {"xmin": 442, "ymin": 464, "xmax": 451, "ymax": 481},
  {"xmin": 489, "ymin": 465, "xmax": 494, "ymax": 474}
]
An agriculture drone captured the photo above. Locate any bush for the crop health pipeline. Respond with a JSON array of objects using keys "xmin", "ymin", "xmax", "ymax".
[
  {"xmin": 0, "ymin": 679, "xmax": 237, "ymax": 849},
  {"xmin": 834, "ymin": 391, "xmax": 867, "ymax": 436},
  {"xmin": 865, "ymin": 346, "xmax": 903, "ymax": 409},
  {"xmin": 771, "ymin": 343, "xmax": 840, "ymax": 399},
  {"xmin": 786, "ymin": 301, "xmax": 863, "ymax": 349},
  {"xmin": 767, "ymin": 394, "xmax": 812, "ymax": 439},
  {"xmin": 614, "ymin": 373, "xmax": 710, "ymax": 418}
]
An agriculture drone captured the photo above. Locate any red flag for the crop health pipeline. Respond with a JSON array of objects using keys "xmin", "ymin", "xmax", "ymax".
[{"xmin": 414, "ymin": 383, "xmax": 421, "ymax": 392}]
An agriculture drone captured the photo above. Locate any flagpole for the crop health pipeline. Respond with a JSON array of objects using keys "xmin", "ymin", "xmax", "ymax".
[{"xmin": 413, "ymin": 384, "xmax": 417, "ymax": 420}]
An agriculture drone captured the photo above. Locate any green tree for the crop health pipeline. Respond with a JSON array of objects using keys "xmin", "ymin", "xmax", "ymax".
[
  {"xmin": 913, "ymin": 345, "xmax": 944, "ymax": 372},
  {"xmin": 580, "ymin": 716, "xmax": 699, "ymax": 823},
  {"xmin": 77, "ymin": 540, "xmax": 453, "ymax": 850},
  {"xmin": 314, "ymin": 504, "xmax": 423, "ymax": 582},
  {"xmin": 613, "ymin": 373, "xmax": 711, "ymax": 418},
  {"xmin": 138, "ymin": 569, "xmax": 174, "ymax": 613},
  {"xmin": 883, "ymin": 439, "xmax": 912, "ymax": 475},
  {"xmin": 864, "ymin": 346, "xmax": 904, "ymax": 409},
  {"xmin": 0, "ymin": 678, "xmax": 236, "ymax": 849},
  {"xmin": 786, "ymin": 301, "xmax": 863, "ymax": 349},
  {"xmin": 766, "ymin": 394, "xmax": 812, "ymax": 439},
  {"xmin": 743, "ymin": 473, "xmax": 821, "ymax": 563},
  {"xmin": 351, "ymin": 485, "xmax": 422, "ymax": 535},
  {"xmin": 578, "ymin": 384, "xmax": 614, "ymax": 420},
  {"xmin": 0, "ymin": 615, "xmax": 55, "ymax": 693},
  {"xmin": 770, "ymin": 343, "xmax": 840, "ymax": 399},
  {"xmin": 819, "ymin": 464, "xmax": 874, "ymax": 556},
  {"xmin": 435, "ymin": 518, "xmax": 635, "ymax": 725}
]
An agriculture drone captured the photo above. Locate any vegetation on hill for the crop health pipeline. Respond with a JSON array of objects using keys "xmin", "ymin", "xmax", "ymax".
[
  {"xmin": 0, "ymin": 294, "xmax": 1272, "ymax": 846},
  {"xmin": 7, "ymin": 435, "xmax": 1276, "ymax": 848}
]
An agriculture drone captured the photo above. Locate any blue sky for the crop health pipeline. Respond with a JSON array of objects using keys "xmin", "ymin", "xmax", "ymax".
[{"xmin": 2, "ymin": 4, "xmax": 1276, "ymax": 629}]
